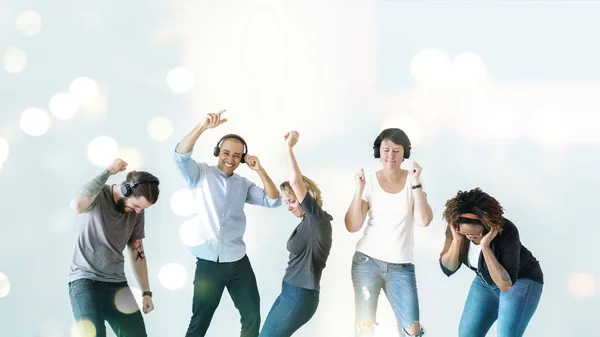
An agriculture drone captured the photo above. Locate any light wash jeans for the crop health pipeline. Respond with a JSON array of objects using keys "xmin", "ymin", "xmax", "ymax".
[
  {"xmin": 351, "ymin": 251, "xmax": 423, "ymax": 337},
  {"xmin": 459, "ymin": 276, "xmax": 543, "ymax": 337}
]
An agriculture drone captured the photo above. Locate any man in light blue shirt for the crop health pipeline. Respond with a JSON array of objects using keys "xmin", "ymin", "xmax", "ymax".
[{"xmin": 174, "ymin": 109, "xmax": 281, "ymax": 337}]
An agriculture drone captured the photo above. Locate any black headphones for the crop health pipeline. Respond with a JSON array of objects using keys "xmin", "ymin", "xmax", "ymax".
[
  {"xmin": 120, "ymin": 175, "xmax": 160, "ymax": 197},
  {"xmin": 373, "ymin": 128, "xmax": 411, "ymax": 159},
  {"xmin": 213, "ymin": 134, "xmax": 248, "ymax": 163}
]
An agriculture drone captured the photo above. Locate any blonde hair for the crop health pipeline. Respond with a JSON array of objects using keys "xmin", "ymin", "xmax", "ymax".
[{"xmin": 280, "ymin": 175, "xmax": 323, "ymax": 206}]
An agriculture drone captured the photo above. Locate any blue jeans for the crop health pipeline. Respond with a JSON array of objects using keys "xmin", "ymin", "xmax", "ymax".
[
  {"xmin": 459, "ymin": 276, "xmax": 543, "ymax": 337},
  {"xmin": 351, "ymin": 251, "xmax": 423, "ymax": 337},
  {"xmin": 68, "ymin": 279, "xmax": 146, "ymax": 337},
  {"xmin": 258, "ymin": 281, "xmax": 320, "ymax": 337}
]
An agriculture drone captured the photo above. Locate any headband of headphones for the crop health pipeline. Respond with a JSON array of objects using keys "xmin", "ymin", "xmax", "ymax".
[
  {"xmin": 373, "ymin": 128, "xmax": 412, "ymax": 159},
  {"xmin": 121, "ymin": 175, "xmax": 160, "ymax": 197},
  {"xmin": 213, "ymin": 134, "xmax": 248, "ymax": 163}
]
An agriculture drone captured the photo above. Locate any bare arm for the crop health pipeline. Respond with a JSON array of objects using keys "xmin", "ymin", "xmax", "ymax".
[
  {"xmin": 344, "ymin": 169, "xmax": 368, "ymax": 233},
  {"xmin": 70, "ymin": 158, "xmax": 127, "ymax": 214},
  {"xmin": 411, "ymin": 162, "xmax": 433, "ymax": 227},
  {"xmin": 175, "ymin": 109, "xmax": 227, "ymax": 154},
  {"xmin": 440, "ymin": 226, "xmax": 463, "ymax": 273},
  {"xmin": 482, "ymin": 246, "xmax": 513, "ymax": 291},
  {"xmin": 284, "ymin": 131, "xmax": 308, "ymax": 202},
  {"xmin": 245, "ymin": 154, "xmax": 280, "ymax": 200},
  {"xmin": 128, "ymin": 239, "xmax": 154, "ymax": 313},
  {"xmin": 128, "ymin": 239, "xmax": 150, "ymax": 292}
]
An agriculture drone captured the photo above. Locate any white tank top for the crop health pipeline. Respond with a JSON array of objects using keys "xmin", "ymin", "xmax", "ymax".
[{"xmin": 356, "ymin": 172, "xmax": 415, "ymax": 263}]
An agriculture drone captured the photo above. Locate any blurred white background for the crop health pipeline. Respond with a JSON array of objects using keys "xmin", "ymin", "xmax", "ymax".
[{"xmin": 1, "ymin": 0, "xmax": 598, "ymax": 336}]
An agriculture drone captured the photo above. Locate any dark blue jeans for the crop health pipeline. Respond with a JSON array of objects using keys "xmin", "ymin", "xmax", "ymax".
[
  {"xmin": 459, "ymin": 276, "xmax": 543, "ymax": 337},
  {"xmin": 68, "ymin": 279, "xmax": 146, "ymax": 337},
  {"xmin": 185, "ymin": 255, "xmax": 261, "ymax": 337},
  {"xmin": 258, "ymin": 281, "xmax": 320, "ymax": 337}
]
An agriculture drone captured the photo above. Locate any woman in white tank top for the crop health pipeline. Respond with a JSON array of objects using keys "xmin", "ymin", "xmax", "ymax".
[{"xmin": 344, "ymin": 128, "xmax": 434, "ymax": 337}]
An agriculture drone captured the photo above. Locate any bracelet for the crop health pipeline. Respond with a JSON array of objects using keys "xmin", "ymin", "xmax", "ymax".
[
  {"xmin": 142, "ymin": 291, "xmax": 152, "ymax": 297},
  {"xmin": 412, "ymin": 183, "xmax": 422, "ymax": 190}
]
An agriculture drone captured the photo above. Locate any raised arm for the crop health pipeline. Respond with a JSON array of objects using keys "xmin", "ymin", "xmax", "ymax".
[
  {"xmin": 245, "ymin": 155, "xmax": 280, "ymax": 200},
  {"xmin": 70, "ymin": 158, "xmax": 127, "ymax": 214},
  {"xmin": 411, "ymin": 162, "xmax": 433, "ymax": 227},
  {"xmin": 481, "ymin": 228, "xmax": 516, "ymax": 292},
  {"xmin": 175, "ymin": 109, "xmax": 227, "ymax": 154},
  {"xmin": 439, "ymin": 224, "xmax": 463, "ymax": 275},
  {"xmin": 344, "ymin": 169, "xmax": 369, "ymax": 233},
  {"xmin": 283, "ymin": 131, "xmax": 308, "ymax": 202}
]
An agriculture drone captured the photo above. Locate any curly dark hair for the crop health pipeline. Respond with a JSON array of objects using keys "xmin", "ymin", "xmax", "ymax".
[{"xmin": 442, "ymin": 187, "xmax": 505, "ymax": 233}]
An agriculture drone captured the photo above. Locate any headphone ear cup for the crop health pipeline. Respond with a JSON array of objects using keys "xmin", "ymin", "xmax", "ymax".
[
  {"xmin": 373, "ymin": 146, "xmax": 380, "ymax": 158},
  {"xmin": 213, "ymin": 146, "xmax": 220, "ymax": 157},
  {"xmin": 241, "ymin": 153, "xmax": 246, "ymax": 163},
  {"xmin": 120, "ymin": 183, "xmax": 130, "ymax": 197}
]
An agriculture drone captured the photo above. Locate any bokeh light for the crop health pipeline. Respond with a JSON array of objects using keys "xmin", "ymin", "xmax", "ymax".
[
  {"xmin": 49, "ymin": 92, "xmax": 78, "ymax": 120},
  {"xmin": 380, "ymin": 113, "xmax": 423, "ymax": 147},
  {"xmin": 179, "ymin": 217, "xmax": 204, "ymax": 247},
  {"xmin": 3, "ymin": 47, "xmax": 27, "ymax": 74},
  {"xmin": 69, "ymin": 319, "xmax": 96, "ymax": 337},
  {"xmin": 166, "ymin": 66, "xmax": 195, "ymax": 93},
  {"xmin": 0, "ymin": 137, "xmax": 9, "ymax": 165},
  {"xmin": 114, "ymin": 286, "xmax": 141, "ymax": 314},
  {"xmin": 568, "ymin": 272, "xmax": 597, "ymax": 299},
  {"xmin": 452, "ymin": 51, "xmax": 487, "ymax": 85},
  {"xmin": 147, "ymin": 116, "xmax": 174, "ymax": 142},
  {"xmin": 16, "ymin": 10, "xmax": 42, "ymax": 37},
  {"xmin": 158, "ymin": 262, "xmax": 187, "ymax": 290},
  {"xmin": 86, "ymin": 135, "xmax": 119, "ymax": 167},
  {"xmin": 170, "ymin": 188, "xmax": 197, "ymax": 217},
  {"xmin": 0, "ymin": 272, "xmax": 10, "ymax": 298},
  {"xmin": 20, "ymin": 107, "xmax": 51, "ymax": 136},
  {"xmin": 118, "ymin": 147, "xmax": 143, "ymax": 171},
  {"xmin": 410, "ymin": 48, "xmax": 452, "ymax": 86},
  {"xmin": 69, "ymin": 77, "xmax": 99, "ymax": 105}
]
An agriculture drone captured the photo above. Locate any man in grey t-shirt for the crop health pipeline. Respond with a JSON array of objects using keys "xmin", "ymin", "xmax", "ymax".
[{"xmin": 68, "ymin": 158, "xmax": 160, "ymax": 337}]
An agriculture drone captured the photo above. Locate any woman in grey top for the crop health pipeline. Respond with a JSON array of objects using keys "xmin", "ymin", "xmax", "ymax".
[{"xmin": 258, "ymin": 131, "xmax": 333, "ymax": 337}]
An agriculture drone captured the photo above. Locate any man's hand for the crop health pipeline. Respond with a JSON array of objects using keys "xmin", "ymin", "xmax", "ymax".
[
  {"xmin": 245, "ymin": 155, "xmax": 262, "ymax": 171},
  {"xmin": 142, "ymin": 295, "xmax": 154, "ymax": 314},
  {"xmin": 107, "ymin": 158, "xmax": 127, "ymax": 175},
  {"xmin": 201, "ymin": 109, "xmax": 228, "ymax": 129}
]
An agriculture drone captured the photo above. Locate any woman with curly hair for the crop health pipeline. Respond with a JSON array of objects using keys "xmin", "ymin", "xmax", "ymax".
[{"xmin": 440, "ymin": 188, "xmax": 543, "ymax": 337}]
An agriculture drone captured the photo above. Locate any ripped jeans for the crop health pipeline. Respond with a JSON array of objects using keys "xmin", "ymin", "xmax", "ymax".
[{"xmin": 351, "ymin": 251, "xmax": 423, "ymax": 337}]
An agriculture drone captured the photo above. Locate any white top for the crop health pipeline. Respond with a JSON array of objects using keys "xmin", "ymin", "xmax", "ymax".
[
  {"xmin": 356, "ymin": 172, "xmax": 415, "ymax": 263},
  {"xmin": 468, "ymin": 241, "xmax": 482, "ymax": 270}
]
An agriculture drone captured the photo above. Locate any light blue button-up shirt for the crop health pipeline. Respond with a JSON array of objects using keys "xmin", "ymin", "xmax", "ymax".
[{"xmin": 174, "ymin": 149, "xmax": 281, "ymax": 262}]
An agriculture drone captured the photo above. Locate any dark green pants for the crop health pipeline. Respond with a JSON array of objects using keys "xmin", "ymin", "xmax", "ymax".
[
  {"xmin": 185, "ymin": 255, "xmax": 261, "ymax": 337},
  {"xmin": 69, "ymin": 279, "xmax": 146, "ymax": 337}
]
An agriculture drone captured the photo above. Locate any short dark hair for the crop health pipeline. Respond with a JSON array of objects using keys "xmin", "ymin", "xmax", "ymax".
[
  {"xmin": 442, "ymin": 187, "xmax": 505, "ymax": 234},
  {"xmin": 124, "ymin": 171, "xmax": 160, "ymax": 204},
  {"xmin": 373, "ymin": 128, "xmax": 411, "ymax": 159}
]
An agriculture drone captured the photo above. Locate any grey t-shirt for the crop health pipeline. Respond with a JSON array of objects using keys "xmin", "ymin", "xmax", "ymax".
[
  {"xmin": 68, "ymin": 185, "xmax": 145, "ymax": 283},
  {"xmin": 283, "ymin": 192, "xmax": 333, "ymax": 291}
]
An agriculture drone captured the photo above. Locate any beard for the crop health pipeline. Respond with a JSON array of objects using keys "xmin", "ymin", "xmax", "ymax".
[{"xmin": 115, "ymin": 197, "xmax": 129, "ymax": 213}]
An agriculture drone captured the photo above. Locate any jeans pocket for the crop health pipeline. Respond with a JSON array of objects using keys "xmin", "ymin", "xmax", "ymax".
[{"xmin": 352, "ymin": 251, "xmax": 370, "ymax": 265}]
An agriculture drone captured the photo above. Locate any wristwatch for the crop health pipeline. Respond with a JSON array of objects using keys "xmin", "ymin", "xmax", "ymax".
[
  {"xmin": 142, "ymin": 291, "xmax": 153, "ymax": 297},
  {"xmin": 412, "ymin": 183, "xmax": 422, "ymax": 190}
]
